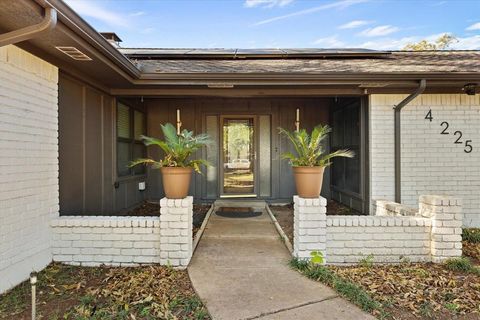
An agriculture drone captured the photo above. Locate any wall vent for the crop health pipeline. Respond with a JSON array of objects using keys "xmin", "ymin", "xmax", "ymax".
[{"xmin": 55, "ymin": 46, "xmax": 92, "ymax": 61}]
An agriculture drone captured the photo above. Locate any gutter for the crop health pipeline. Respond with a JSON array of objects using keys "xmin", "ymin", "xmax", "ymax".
[
  {"xmin": 0, "ymin": 5, "xmax": 56, "ymax": 47},
  {"xmin": 393, "ymin": 79, "xmax": 426, "ymax": 203}
]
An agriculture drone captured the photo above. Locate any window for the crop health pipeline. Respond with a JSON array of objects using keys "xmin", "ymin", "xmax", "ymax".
[
  {"xmin": 117, "ymin": 102, "xmax": 146, "ymax": 177},
  {"xmin": 331, "ymin": 100, "xmax": 361, "ymax": 195}
]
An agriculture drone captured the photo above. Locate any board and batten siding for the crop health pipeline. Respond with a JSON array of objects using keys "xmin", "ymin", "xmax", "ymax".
[
  {"xmin": 0, "ymin": 45, "xmax": 58, "ymax": 293},
  {"xmin": 369, "ymin": 94, "xmax": 480, "ymax": 227},
  {"xmin": 58, "ymin": 75, "xmax": 146, "ymax": 216}
]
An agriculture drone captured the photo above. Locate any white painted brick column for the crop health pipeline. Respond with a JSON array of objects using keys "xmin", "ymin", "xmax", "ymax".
[
  {"xmin": 293, "ymin": 196, "xmax": 327, "ymax": 261},
  {"xmin": 159, "ymin": 197, "xmax": 193, "ymax": 268},
  {"xmin": 419, "ymin": 195, "xmax": 463, "ymax": 263}
]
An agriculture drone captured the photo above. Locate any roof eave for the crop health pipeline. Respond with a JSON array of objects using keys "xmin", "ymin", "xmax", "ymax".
[
  {"xmin": 137, "ymin": 72, "xmax": 480, "ymax": 82},
  {"xmin": 40, "ymin": 0, "xmax": 140, "ymax": 79}
]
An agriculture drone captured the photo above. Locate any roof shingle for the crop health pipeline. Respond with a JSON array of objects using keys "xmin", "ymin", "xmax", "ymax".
[{"xmin": 125, "ymin": 51, "xmax": 480, "ymax": 74}]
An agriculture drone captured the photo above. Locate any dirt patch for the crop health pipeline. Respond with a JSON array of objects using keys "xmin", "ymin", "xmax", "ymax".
[
  {"xmin": 121, "ymin": 201, "xmax": 160, "ymax": 216},
  {"xmin": 269, "ymin": 200, "xmax": 357, "ymax": 245},
  {"xmin": 269, "ymin": 204, "xmax": 294, "ymax": 244},
  {"xmin": 0, "ymin": 263, "xmax": 209, "ymax": 320},
  {"xmin": 330, "ymin": 262, "xmax": 480, "ymax": 319},
  {"xmin": 192, "ymin": 204, "xmax": 211, "ymax": 238}
]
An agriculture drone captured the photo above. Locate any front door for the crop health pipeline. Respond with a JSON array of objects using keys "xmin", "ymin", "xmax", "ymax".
[{"xmin": 220, "ymin": 117, "xmax": 256, "ymax": 197}]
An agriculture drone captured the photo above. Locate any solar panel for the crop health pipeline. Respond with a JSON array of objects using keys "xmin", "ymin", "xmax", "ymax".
[{"xmin": 119, "ymin": 47, "xmax": 391, "ymax": 59}]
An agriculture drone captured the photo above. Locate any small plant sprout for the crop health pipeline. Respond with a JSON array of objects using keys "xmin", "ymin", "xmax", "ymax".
[
  {"xmin": 358, "ymin": 254, "xmax": 374, "ymax": 268},
  {"xmin": 310, "ymin": 251, "xmax": 324, "ymax": 265}
]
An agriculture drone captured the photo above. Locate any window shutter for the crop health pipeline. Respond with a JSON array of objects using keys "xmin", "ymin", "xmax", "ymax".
[{"xmin": 117, "ymin": 103, "xmax": 131, "ymax": 139}]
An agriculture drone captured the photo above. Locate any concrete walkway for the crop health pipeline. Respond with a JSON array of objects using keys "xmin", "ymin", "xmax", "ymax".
[{"xmin": 188, "ymin": 202, "xmax": 375, "ymax": 320}]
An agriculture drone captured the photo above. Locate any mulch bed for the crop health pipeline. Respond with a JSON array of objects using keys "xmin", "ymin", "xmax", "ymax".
[
  {"xmin": 270, "ymin": 200, "xmax": 355, "ymax": 245},
  {"xmin": 0, "ymin": 262, "xmax": 210, "ymax": 320},
  {"xmin": 464, "ymin": 241, "xmax": 480, "ymax": 265},
  {"xmin": 330, "ymin": 262, "xmax": 480, "ymax": 319},
  {"xmin": 121, "ymin": 201, "xmax": 211, "ymax": 239}
]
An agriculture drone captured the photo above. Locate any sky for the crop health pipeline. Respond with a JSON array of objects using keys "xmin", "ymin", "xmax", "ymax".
[{"xmin": 63, "ymin": 0, "xmax": 480, "ymax": 50}]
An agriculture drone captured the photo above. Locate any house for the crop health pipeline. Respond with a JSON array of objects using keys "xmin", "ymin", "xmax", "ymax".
[{"xmin": 1, "ymin": 0, "xmax": 479, "ymax": 293}]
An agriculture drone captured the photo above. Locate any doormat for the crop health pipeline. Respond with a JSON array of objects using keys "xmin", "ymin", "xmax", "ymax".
[{"xmin": 215, "ymin": 207, "xmax": 262, "ymax": 218}]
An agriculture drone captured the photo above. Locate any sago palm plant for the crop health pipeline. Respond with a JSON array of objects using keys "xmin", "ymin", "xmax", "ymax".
[
  {"xmin": 279, "ymin": 124, "xmax": 354, "ymax": 167},
  {"xmin": 129, "ymin": 123, "xmax": 211, "ymax": 173}
]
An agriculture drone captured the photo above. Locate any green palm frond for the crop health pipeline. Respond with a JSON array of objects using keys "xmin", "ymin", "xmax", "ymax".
[
  {"xmin": 279, "ymin": 124, "xmax": 354, "ymax": 167},
  {"xmin": 130, "ymin": 123, "xmax": 211, "ymax": 173},
  {"xmin": 317, "ymin": 149, "xmax": 355, "ymax": 167},
  {"xmin": 128, "ymin": 158, "xmax": 161, "ymax": 168}
]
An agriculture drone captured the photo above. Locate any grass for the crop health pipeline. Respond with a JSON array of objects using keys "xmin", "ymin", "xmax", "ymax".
[
  {"xmin": 444, "ymin": 256, "xmax": 480, "ymax": 275},
  {"xmin": 289, "ymin": 258, "xmax": 383, "ymax": 315},
  {"xmin": 444, "ymin": 256, "xmax": 474, "ymax": 272}
]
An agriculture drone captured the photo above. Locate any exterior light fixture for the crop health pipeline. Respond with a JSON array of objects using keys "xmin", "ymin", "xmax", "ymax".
[
  {"xmin": 176, "ymin": 109, "xmax": 182, "ymax": 134},
  {"xmin": 295, "ymin": 108, "xmax": 300, "ymax": 132}
]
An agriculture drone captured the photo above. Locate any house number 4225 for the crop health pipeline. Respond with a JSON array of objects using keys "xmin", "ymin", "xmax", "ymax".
[{"xmin": 425, "ymin": 109, "xmax": 473, "ymax": 153}]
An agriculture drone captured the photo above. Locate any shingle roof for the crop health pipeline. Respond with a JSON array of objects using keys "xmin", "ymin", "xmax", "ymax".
[{"xmin": 123, "ymin": 51, "xmax": 480, "ymax": 74}]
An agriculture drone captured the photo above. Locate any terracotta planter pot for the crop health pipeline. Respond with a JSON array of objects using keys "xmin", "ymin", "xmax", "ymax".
[
  {"xmin": 161, "ymin": 167, "xmax": 192, "ymax": 199},
  {"xmin": 292, "ymin": 166, "xmax": 325, "ymax": 198}
]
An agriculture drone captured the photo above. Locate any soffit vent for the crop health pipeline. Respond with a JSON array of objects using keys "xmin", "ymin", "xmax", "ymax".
[{"xmin": 55, "ymin": 46, "xmax": 92, "ymax": 61}]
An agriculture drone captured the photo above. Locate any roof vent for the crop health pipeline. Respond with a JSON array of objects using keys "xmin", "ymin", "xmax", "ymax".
[
  {"xmin": 100, "ymin": 32, "xmax": 122, "ymax": 47},
  {"xmin": 55, "ymin": 46, "xmax": 92, "ymax": 61}
]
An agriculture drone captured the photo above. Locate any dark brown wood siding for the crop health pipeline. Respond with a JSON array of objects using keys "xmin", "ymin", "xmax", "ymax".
[{"xmin": 58, "ymin": 73, "xmax": 146, "ymax": 215}]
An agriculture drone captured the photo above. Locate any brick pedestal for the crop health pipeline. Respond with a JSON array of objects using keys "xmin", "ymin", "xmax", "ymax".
[
  {"xmin": 419, "ymin": 195, "xmax": 463, "ymax": 263},
  {"xmin": 159, "ymin": 197, "xmax": 193, "ymax": 267},
  {"xmin": 293, "ymin": 196, "xmax": 327, "ymax": 262}
]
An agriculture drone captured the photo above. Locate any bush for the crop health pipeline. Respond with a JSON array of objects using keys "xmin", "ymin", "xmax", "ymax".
[
  {"xmin": 463, "ymin": 229, "xmax": 480, "ymax": 243},
  {"xmin": 444, "ymin": 257, "xmax": 473, "ymax": 272}
]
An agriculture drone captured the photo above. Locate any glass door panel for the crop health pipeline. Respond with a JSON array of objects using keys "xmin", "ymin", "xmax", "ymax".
[{"xmin": 222, "ymin": 118, "xmax": 255, "ymax": 195}]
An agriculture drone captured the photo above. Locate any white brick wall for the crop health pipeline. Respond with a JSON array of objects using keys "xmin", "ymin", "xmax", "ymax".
[
  {"xmin": 0, "ymin": 45, "xmax": 58, "ymax": 293},
  {"xmin": 294, "ymin": 195, "xmax": 462, "ymax": 264},
  {"xmin": 159, "ymin": 197, "xmax": 193, "ymax": 268},
  {"xmin": 326, "ymin": 216, "xmax": 432, "ymax": 264},
  {"xmin": 369, "ymin": 94, "xmax": 480, "ymax": 227},
  {"xmin": 293, "ymin": 196, "xmax": 327, "ymax": 260},
  {"xmin": 419, "ymin": 195, "xmax": 463, "ymax": 263},
  {"xmin": 51, "ymin": 217, "xmax": 161, "ymax": 266}
]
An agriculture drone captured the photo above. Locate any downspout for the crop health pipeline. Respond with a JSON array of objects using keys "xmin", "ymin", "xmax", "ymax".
[
  {"xmin": 394, "ymin": 79, "xmax": 427, "ymax": 203},
  {"xmin": 0, "ymin": 5, "xmax": 57, "ymax": 47}
]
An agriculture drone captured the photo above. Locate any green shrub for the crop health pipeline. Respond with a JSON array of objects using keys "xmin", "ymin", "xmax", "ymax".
[
  {"xmin": 463, "ymin": 228, "xmax": 480, "ymax": 243},
  {"xmin": 444, "ymin": 257, "xmax": 473, "ymax": 272}
]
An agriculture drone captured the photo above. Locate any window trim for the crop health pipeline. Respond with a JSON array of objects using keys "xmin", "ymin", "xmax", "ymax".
[{"xmin": 116, "ymin": 100, "xmax": 146, "ymax": 178}]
